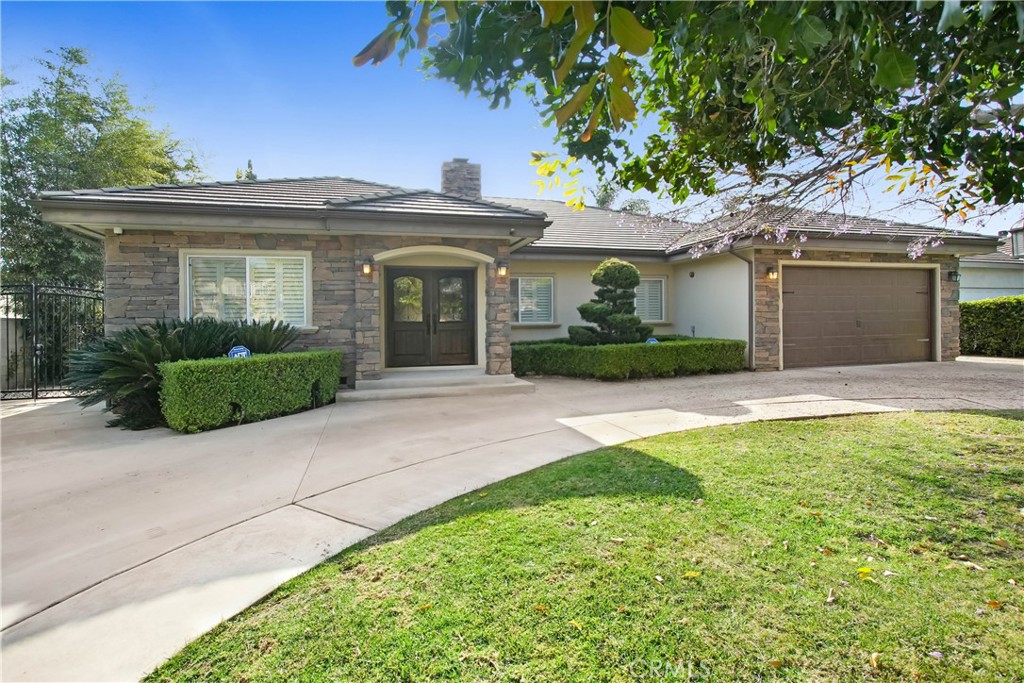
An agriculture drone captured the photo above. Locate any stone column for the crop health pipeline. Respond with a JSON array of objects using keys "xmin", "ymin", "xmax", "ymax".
[
  {"xmin": 353, "ymin": 241, "xmax": 382, "ymax": 381},
  {"xmin": 485, "ymin": 244, "xmax": 512, "ymax": 375}
]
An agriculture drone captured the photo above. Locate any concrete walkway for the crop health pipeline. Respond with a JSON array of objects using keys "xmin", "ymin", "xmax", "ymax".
[{"xmin": 2, "ymin": 358, "xmax": 1021, "ymax": 682}]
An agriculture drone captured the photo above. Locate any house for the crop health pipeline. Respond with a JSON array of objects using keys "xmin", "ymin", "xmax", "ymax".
[
  {"xmin": 958, "ymin": 226, "xmax": 1024, "ymax": 302},
  {"xmin": 33, "ymin": 158, "xmax": 1000, "ymax": 384}
]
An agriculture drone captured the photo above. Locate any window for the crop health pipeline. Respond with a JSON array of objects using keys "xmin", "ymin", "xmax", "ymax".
[
  {"xmin": 635, "ymin": 277, "xmax": 665, "ymax": 322},
  {"xmin": 511, "ymin": 276, "xmax": 553, "ymax": 323},
  {"xmin": 186, "ymin": 253, "xmax": 310, "ymax": 327}
]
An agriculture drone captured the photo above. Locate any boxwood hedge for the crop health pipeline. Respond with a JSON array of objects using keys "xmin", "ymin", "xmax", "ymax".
[
  {"xmin": 160, "ymin": 350, "xmax": 342, "ymax": 433},
  {"xmin": 511, "ymin": 338, "xmax": 746, "ymax": 380},
  {"xmin": 960, "ymin": 295, "xmax": 1024, "ymax": 358}
]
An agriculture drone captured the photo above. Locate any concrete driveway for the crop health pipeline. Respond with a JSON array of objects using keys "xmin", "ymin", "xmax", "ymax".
[{"xmin": 2, "ymin": 359, "xmax": 1022, "ymax": 681}]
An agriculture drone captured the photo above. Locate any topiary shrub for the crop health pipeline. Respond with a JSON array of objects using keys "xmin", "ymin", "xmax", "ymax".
[
  {"xmin": 160, "ymin": 350, "xmax": 342, "ymax": 433},
  {"xmin": 66, "ymin": 318, "xmax": 302, "ymax": 429},
  {"xmin": 568, "ymin": 258, "xmax": 653, "ymax": 345},
  {"xmin": 512, "ymin": 338, "xmax": 746, "ymax": 380},
  {"xmin": 960, "ymin": 295, "xmax": 1024, "ymax": 357}
]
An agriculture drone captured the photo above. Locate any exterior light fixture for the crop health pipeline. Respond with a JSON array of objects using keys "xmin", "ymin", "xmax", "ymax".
[
  {"xmin": 947, "ymin": 270, "xmax": 961, "ymax": 282},
  {"xmin": 766, "ymin": 266, "xmax": 778, "ymax": 281},
  {"xmin": 361, "ymin": 258, "xmax": 374, "ymax": 276},
  {"xmin": 496, "ymin": 261, "xmax": 509, "ymax": 277}
]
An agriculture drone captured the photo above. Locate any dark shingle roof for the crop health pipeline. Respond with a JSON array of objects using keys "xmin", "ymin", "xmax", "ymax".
[
  {"xmin": 667, "ymin": 206, "xmax": 998, "ymax": 254},
  {"xmin": 486, "ymin": 196, "xmax": 691, "ymax": 253},
  {"xmin": 39, "ymin": 177, "xmax": 544, "ymax": 221}
]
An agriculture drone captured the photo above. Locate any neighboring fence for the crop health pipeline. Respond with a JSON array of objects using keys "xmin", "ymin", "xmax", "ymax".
[{"xmin": 1, "ymin": 283, "xmax": 103, "ymax": 400}]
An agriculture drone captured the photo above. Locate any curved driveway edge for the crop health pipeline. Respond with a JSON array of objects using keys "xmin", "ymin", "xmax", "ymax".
[{"xmin": 2, "ymin": 359, "xmax": 1022, "ymax": 681}]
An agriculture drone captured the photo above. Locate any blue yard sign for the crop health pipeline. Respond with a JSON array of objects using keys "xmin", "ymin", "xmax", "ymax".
[{"xmin": 228, "ymin": 345, "xmax": 252, "ymax": 358}]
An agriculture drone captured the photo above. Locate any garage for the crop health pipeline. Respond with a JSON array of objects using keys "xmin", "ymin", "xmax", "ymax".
[{"xmin": 781, "ymin": 266, "xmax": 932, "ymax": 368}]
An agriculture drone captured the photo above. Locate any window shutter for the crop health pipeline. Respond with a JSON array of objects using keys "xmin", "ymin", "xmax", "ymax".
[
  {"xmin": 635, "ymin": 279, "xmax": 664, "ymax": 322},
  {"xmin": 517, "ymin": 277, "xmax": 553, "ymax": 323},
  {"xmin": 249, "ymin": 257, "xmax": 307, "ymax": 326},
  {"xmin": 188, "ymin": 257, "xmax": 246, "ymax": 321}
]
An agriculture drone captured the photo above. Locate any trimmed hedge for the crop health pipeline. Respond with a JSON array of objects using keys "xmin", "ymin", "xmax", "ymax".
[
  {"xmin": 160, "ymin": 350, "xmax": 342, "ymax": 433},
  {"xmin": 960, "ymin": 295, "xmax": 1024, "ymax": 358},
  {"xmin": 512, "ymin": 338, "xmax": 746, "ymax": 380}
]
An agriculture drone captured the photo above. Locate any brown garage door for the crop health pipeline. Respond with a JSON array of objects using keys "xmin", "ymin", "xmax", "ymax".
[{"xmin": 782, "ymin": 267, "xmax": 932, "ymax": 368}]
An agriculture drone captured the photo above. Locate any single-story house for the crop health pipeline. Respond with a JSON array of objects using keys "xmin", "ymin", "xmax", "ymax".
[
  {"xmin": 33, "ymin": 158, "xmax": 1000, "ymax": 385},
  {"xmin": 958, "ymin": 226, "xmax": 1024, "ymax": 302}
]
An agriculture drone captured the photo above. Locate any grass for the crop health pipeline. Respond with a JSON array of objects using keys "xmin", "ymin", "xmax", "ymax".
[{"xmin": 148, "ymin": 411, "xmax": 1024, "ymax": 682}]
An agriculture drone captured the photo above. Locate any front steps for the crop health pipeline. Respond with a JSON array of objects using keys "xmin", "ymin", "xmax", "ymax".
[{"xmin": 338, "ymin": 366, "xmax": 534, "ymax": 402}]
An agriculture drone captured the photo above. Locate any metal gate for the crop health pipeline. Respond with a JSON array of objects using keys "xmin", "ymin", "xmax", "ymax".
[{"xmin": 1, "ymin": 283, "xmax": 104, "ymax": 400}]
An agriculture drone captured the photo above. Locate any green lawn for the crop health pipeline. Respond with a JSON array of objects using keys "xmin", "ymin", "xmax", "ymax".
[{"xmin": 149, "ymin": 411, "xmax": 1024, "ymax": 682}]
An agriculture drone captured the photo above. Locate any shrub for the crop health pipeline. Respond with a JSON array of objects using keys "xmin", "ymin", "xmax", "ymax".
[
  {"xmin": 960, "ymin": 295, "xmax": 1024, "ymax": 357},
  {"xmin": 160, "ymin": 350, "xmax": 342, "ymax": 433},
  {"xmin": 569, "ymin": 258, "xmax": 653, "ymax": 345},
  {"xmin": 234, "ymin": 319, "xmax": 301, "ymax": 353},
  {"xmin": 66, "ymin": 318, "xmax": 301, "ymax": 429},
  {"xmin": 512, "ymin": 338, "xmax": 746, "ymax": 380}
]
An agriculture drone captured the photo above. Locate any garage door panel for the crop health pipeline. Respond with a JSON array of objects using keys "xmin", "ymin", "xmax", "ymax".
[{"xmin": 781, "ymin": 266, "xmax": 932, "ymax": 368}]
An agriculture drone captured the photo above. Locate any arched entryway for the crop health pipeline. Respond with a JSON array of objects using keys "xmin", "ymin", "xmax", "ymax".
[{"xmin": 373, "ymin": 246, "xmax": 493, "ymax": 370}]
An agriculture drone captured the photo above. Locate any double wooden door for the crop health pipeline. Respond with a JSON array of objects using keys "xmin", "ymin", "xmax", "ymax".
[{"xmin": 386, "ymin": 267, "xmax": 476, "ymax": 367}]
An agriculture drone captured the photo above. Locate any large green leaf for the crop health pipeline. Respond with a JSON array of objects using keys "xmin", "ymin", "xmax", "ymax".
[
  {"xmin": 871, "ymin": 47, "xmax": 917, "ymax": 89},
  {"xmin": 798, "ymin": 15, "xmax": 832, "ymax": 49},
  {"xmin": 609, "ymin": 7, "xmax": 654, "ymax": 56}
]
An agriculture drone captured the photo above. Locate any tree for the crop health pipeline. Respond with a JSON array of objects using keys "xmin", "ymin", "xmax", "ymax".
[
  {"xmin": 1, "ymin": 48, "xmax": 201, "ymax": 286},
  {"xmin": 358, "ymin": 1, "xmax": 1023, "ymax": 226},
  {"xmin": 591, "ymin": 181, "xmax": 649, "ymax": 214},
  {"xmin": 236, "ymin": 159, "xmax": 257, "ymax": 181},
  {"xmin": 568, "ymin": 257, "xmax": 652, "ymax": 345}
]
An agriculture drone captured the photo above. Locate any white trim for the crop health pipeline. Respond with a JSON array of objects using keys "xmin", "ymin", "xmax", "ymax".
[
  {"xmin": 635, "ymin": 275, "xmax": 668, "ymax": 324},
  {"xmin": 178, "ymin": 248, "xmax": 313, "ymax": 326},
  {"xmin": 373, "ymin": 245, "xmax": 495, "ymax": 264},
  {"xmin": 511, "ymin": 274, "xmax": 555, "ymax": 324},
  {"xmin": 776, "ymin": 260, "xmax": 941, "ymax": 370}
]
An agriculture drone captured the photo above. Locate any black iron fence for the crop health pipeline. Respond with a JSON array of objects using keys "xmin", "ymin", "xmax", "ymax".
[{"xmin": 1, "ymin": 283, "xmax": 103, "ymax": 400}]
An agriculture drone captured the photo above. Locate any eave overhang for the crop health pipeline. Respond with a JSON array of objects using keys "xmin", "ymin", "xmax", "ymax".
[{"xmin": 30, "ymin": 198, "xmax": 551, "ymax": 246}]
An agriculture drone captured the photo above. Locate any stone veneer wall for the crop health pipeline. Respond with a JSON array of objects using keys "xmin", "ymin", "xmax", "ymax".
[
  {"xmin": 751, "ymin": 248, "xmax": 960, "ymax": 370},
  {"xmin": 352, "ymin": 235, "xmax": 511, "ymax": 380},
  {"xmin": 104, "ymin": 231, "xmax": 511, "ymax": 385}
]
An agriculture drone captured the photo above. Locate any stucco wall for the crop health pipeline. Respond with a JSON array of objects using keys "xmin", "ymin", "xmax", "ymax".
[
  {"xmin": 959, "ymin": 263, "xmax": 1024, "ymax": 301},
  {"xmin": 508, "ymin": 258, "xmax": 676, "ymax": 342},
  {"xmin": 673, "ymin": 254, "xmax": 749, "ymax": 345}
]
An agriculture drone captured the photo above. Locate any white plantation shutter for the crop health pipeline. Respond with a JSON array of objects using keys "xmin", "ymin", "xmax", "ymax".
[
  {"xmin": 248, "ymin": 257, "xmax": 307, "ymax": 326},
  {"xmin": 188, "ymin": 257, "xmax": 247, "ymax": 321},
  {"xmin": 514, "ymin": 276, "xmax": 553, "ymax": 323},
  {"xmin": 635, "ymin": 278, "xmax": 664, "ymax": 322},
  {"xmin": 187, "ymin": 253, "xmax": 309, "ymax": 326}
]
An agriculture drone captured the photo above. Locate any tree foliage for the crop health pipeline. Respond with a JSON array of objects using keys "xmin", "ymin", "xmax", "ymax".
[
  {"xmin": 358, "ymin": 1, "xmax": 1023, "ymax": 218},
  {"xmin": 568, "ymin": 257, "xmax": 653, "ymax": 345},
  {"xmin": 1, "ymin": 48, "xmax": 201, "ymax": 286}
]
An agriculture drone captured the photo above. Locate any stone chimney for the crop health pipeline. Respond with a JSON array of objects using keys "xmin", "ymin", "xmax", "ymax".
[{"xmin": 441, "ymin": 158, "xmax": 481, "ymax": 199}]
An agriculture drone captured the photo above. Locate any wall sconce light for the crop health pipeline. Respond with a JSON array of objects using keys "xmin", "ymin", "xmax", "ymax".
[
  {"xmin": 361, "ymin": 258, "xmax": 374, "ymax": 276},
  {"xmin": 496, "ymin": 261, "xmax": 509, "ymax": 277},
  {"xmin": 947, "ymin": 270, "xmax": 961, "ymax": 282},
  {"xmin": 766, "ymin": 266, "xmax": 778, "ymax": 281}
]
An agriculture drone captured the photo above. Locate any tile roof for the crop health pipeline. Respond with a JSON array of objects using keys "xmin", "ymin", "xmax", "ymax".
[
  {"xmin": 486, "ymin": 196, "xmax": 692, "ymax": 253},
  {"xmin": 667, "ymin": 205, "xmax": 998, "ymax": 254},
  {"xmin": 961, "ymin": 238, "xmax": 1024, "ymax": 265},
  {"xmin": 39, "ymin": 177, "xmax": 545, "ymax": 221}
]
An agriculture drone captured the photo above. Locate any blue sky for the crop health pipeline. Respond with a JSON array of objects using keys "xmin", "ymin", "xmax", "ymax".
[
  {"xmin": 2, "ymin": 1, "xmax": 1019, "ymax": 235},
  {"xmin": 2, "ymin": 1, "xmax": 564, "ymax": 197}
]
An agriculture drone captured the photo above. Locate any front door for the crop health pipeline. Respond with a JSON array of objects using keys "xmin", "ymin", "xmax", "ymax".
[{"xmin": 386, "ymin": 267, "xmax": 476, "ymax": 367}]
